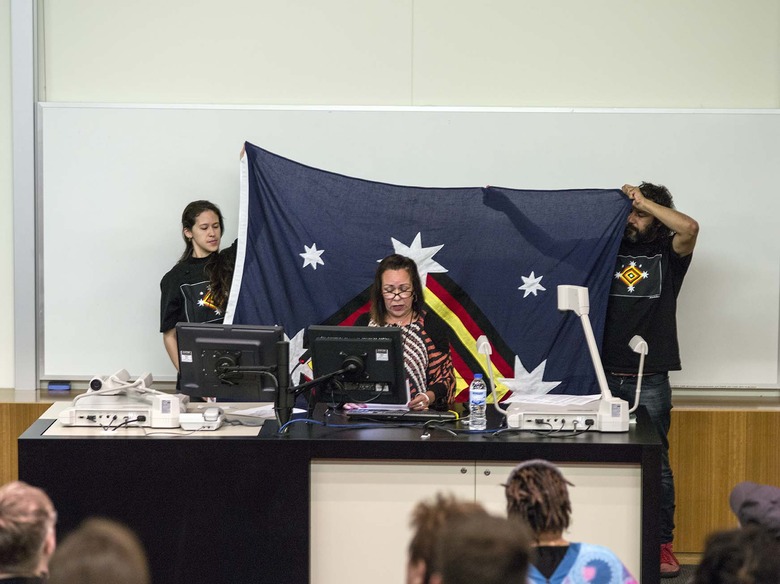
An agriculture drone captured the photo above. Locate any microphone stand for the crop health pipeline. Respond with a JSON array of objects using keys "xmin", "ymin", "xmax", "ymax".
[{"xmin": 274, "ymin": 340, "xmax": 364, "ymax": 428}]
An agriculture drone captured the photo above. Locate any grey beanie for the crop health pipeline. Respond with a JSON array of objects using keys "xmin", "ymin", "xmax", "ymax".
[{"xmin": 729, "ymin": 481, "xmax": 780, "ymax": 539}]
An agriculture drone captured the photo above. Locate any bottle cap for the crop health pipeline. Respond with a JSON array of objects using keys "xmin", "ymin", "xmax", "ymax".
[{"xmin": 473, "ymin": 373, "xmax": 483, "ymax": 379}]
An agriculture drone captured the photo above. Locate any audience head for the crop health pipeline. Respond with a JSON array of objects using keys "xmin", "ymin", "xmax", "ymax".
[
  {"xmin": 0, "ymin": 481, "xmax": 57, "ymax": 579},
  {"xmin": 429, "ymin": 513, "xmax": 531, "ymax": 584},
  {"xmin": 504, "ymin": 459, "xmax": 573, "ymax": 542},
  {"xmin": 691, "ymin": 525, "xmax": 780, "ymax": 584},
  {"xmin": 48, "ymin": 517, "xmax": 150, "ymax": 584},
  {"xmin": 730, "ymin": 481, "xmax": 780, "ymax": 540},
  {"xmin": 370, "ymin": 254, "xmax": 425, "ymax": 325},
  {"xmin": 407, "ymin": 493, "xmax": 488, "ymax": 584},
  {"xmin": 179, "ymin": 199, "xmax": 225, "ymax": 260}
]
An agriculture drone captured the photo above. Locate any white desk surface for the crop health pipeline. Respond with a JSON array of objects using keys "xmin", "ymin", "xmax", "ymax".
[{"xmin": 40, "ymin": 401, "xmax": 276, "ymax": 437}]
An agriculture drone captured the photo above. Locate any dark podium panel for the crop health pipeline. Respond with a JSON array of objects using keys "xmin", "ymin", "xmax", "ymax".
[{"xmin": 19, "ymin": 408, "xmax": 662, "ymax": 584}]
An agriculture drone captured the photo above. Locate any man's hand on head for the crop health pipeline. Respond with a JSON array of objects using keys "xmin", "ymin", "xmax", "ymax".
[{"xmin": 622, "ymin": 184, "xmax": 646, "ymax": 207}]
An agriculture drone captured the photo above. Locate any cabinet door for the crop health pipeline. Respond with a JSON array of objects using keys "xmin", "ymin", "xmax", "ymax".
[
  {"xmin": 311, "ymin": 460, "xmax": 474, "ymax": 584},
  {"xmin": 475, "ymin": 462, "xmax": 642, "ymax": 580}
]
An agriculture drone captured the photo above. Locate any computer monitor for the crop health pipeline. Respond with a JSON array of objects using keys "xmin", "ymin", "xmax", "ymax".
[
  {"xmin": 308, "ymin": 325, "xmax": 409, "ymax": 406},
  {"xmin": 176, "ymin": 322, "xmax": 285, "ymax": 401}
]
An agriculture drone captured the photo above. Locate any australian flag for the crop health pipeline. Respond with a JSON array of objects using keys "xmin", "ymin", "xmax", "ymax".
[{"xmin": 226, "ymin": 142, "xmax": 631, "ymax": 399}]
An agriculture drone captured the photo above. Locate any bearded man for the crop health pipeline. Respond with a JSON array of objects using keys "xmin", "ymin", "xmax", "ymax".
[{"xmin": 603, "ymin": 182, "xmax": 699, "ymax": 579}]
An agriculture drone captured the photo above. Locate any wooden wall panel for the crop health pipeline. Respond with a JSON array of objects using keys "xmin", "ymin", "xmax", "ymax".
[
  {"xmin": 669, "ymin": 409, "xmax": 780, "ymax": 553},
  {"xmin": 744, "ymin": 413, "xmax": 780, "ymax": 484}
]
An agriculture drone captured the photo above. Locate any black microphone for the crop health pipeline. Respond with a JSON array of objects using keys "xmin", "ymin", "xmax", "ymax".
[{"xmin": 274, "ymin": 340, "xmax": 293, "ymax": 427}]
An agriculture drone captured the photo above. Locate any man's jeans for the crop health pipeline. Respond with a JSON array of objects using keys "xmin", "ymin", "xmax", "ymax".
[{"xmin": 607, "ymin": 372, "xmax": 675, "ymax": 544}]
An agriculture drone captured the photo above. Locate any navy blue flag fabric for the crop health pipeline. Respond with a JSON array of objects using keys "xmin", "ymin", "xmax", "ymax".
[{"xmin": 226, "ymin": 142, "xmax": 631, "ymax": 398}]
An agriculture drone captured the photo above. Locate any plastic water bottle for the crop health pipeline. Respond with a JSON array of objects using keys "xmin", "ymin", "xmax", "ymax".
[{"xmin": 469, "ymin": 374, "xmax": 487, "ymax": 430}]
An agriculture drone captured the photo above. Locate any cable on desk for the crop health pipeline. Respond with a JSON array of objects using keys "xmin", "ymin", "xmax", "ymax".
[
  {"xmin": 96, "ymin": 414, "xmax": 118, "ymax": 431},
  {"xmin": 422, "ymin": 420, "xmax": 458, "ymax": 436},
  {"xmin": 277, "ymin": 417, "xmax": 326, "ymax": 434},
  {"xmin": 489, "ymin": 425, "xmax": 592, "ymax": 439},
  {"xmin": 111, "ymin": 416, "xmax": 147, "ymax": 430}
]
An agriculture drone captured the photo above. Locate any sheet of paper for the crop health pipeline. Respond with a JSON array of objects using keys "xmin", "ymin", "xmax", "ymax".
[
  {"xmin": 503, "ymin": 393, "xmax": 601, "ymax": 405},
  {"xmin": 343, "ymin": 403, "xmax": 409, "ymax": 411}
]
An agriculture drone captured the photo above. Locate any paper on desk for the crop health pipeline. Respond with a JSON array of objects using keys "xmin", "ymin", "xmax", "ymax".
[
  {"xmin": 502, "ymin": 393, "xmax": 601, "ymax": 406},
  {"xmin": 229, "ymin": 404, "xmax": 305, "ymax": 418},
  {"xmin": 343, "ymin": 402, "xmax": 409, "ymax": 411}
]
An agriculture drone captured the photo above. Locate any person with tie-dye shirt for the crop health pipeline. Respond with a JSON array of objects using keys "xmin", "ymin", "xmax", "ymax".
[{"xmin": 504, "ymin": 459, "xmax": 638, "ymax": 584}]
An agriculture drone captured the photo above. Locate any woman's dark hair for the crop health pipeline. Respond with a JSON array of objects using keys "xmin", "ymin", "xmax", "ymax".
[
  {"xmin": 204, "ymin": 251, "xmax": 234, "ymax": 312},
  {"xmin": 369, "ymin": 254, "xmax": 424, "ymax": 325},
  {"xmin": 691, "ymin": 525, "xmax": 780, "ymax": 584},
  {"xmin": 504, "ymin": 459, "xmax": 573, "ymax": 540},
  {"xmin": 178, "ymin": 200, "xmax": 233, "ymax": 311}
]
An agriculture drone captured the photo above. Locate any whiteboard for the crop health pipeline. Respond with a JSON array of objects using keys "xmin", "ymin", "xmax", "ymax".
[{"xmin": 38, "ymin": 104, "xmax": 780, "ymax": 388}]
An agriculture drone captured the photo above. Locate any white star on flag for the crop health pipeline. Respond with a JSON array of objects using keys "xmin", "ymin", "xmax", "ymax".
[
  {"xmin": 499, "ymin": 356, "xmax": 561, "ymax": 397},
  {"xmin": 300, "ymin": 243, "xmax": 325, "ymax": 270},
  {"xmin": 390, "ymin": 232, "xmax": 447, "ymax": 284},
  {"xmin": 288, "ymin": 328, "xmax": 312, "ymax": 380},
  {"xmin": 518, "ymin": 271, "xmax": 546, "ymax": 297}
]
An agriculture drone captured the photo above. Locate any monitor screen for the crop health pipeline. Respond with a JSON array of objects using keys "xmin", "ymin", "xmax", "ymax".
[
  {"xmin": 308, "ymin": 325, "xmax": 408, "ymax": 406},
  {"xmin": 176, "ymin": 322, "xmax": 284, "ymax": 401}
]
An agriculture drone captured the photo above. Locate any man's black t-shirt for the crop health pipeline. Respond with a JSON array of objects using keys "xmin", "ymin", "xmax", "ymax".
[{"xmin": 602, "ymin": 235, "xmax": 692, "ymax": 373}]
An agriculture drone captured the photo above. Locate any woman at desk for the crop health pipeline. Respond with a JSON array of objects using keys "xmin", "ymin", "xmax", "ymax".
[
  {"xmin": 159, "ymin": 200, "xmax": 236, "ymax": 370},
  {"xmin": 354, "ymin": 254, "xmax": 455, "ymax": 411}
]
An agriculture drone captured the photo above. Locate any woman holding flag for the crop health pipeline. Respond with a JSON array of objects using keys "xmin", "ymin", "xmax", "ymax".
[{"xmin": 159, "ymin": 200, "xmax": 236, "ymax": 371}]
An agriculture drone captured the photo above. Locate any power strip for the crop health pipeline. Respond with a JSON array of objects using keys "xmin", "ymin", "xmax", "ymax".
[
  {"xmin": 59, "ymin": 406, "xmax": 154, "ymax": 427},
  {"xmin": 58, "ymin": 397, "xmax": 181, "ymax": 429},
  {"xmin": 508, "ymin": 412, "xmax": 597, "ymax": 431}
]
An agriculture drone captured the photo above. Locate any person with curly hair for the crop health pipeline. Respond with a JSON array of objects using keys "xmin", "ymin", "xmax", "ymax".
[{"xmin": 603, "ymin": 182, "xmax": 699, "ymax": 578}]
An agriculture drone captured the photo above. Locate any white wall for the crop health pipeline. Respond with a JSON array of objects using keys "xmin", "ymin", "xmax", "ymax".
[
  {"xmin": 40, "ymin": 0, "xmax": 780, "ymax": 107},
  {"xmin": 1, "ymin": 3, "xmax": 14, "ymax": 389},
  {"xmin": 2, "ymin": 0, "xmax": 780, "ymax": 388},
  {"xmin": 37, "ymin": 105, "xmax": 780, "ymax": 388}
]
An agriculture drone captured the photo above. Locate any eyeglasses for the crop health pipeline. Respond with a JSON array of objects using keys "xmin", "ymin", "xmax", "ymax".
[{"xmin": 382, "ymin": 287, "xmax": 413, "ymax": 299}]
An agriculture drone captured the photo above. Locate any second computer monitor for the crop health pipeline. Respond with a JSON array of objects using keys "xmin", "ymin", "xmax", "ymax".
[{"xmin": 308, "ymin": 325, "xmax": 409, "ymax": 406}]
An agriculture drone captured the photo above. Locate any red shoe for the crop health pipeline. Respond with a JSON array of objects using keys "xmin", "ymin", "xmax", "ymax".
[{"xmin": 660, "ymin": 542, "xmax": 681, "ymax": 578}]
